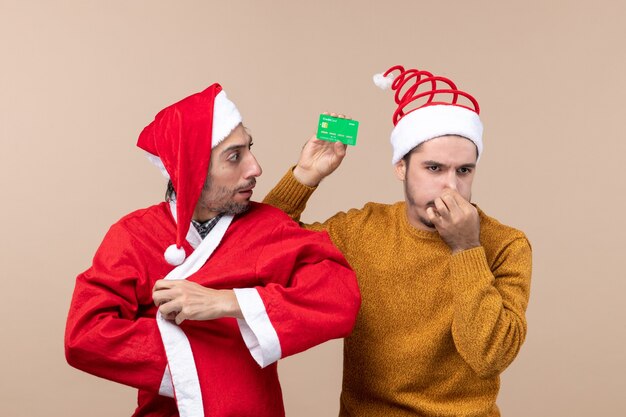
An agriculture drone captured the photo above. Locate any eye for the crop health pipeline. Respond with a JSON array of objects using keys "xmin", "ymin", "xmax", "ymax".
[
  {"xmin": 228, "ymin": 152, "xmax": 240, "ymax": 162},
  {"xmin": 457, "ymin": 167, "xmax": 472, "ymax": 175},
  {"xmin": 427, "ymin": 165, "xmax": 440, "ymax": 172}
]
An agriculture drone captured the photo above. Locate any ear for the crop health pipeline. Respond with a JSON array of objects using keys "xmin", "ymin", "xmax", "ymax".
[{"xmin": 394, "ymin": 159, "xmax": 406, "ymax": 181}]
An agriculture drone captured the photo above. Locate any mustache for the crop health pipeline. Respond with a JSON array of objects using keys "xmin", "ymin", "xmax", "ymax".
[{"xmin": 235, "ymin": 179, "xmax": 256, "ymax": 192}]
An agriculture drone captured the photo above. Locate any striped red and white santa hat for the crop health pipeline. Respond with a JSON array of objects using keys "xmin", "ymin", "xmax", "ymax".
[{"xmin": 373, "ymin": 65, "xmax": 483, "ymax": 164}]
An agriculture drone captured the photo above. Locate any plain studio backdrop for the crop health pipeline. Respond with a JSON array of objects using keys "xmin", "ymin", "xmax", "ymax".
[{"xmin": 1, "ymin": 1, "xmax": 625, "ymax": 416}]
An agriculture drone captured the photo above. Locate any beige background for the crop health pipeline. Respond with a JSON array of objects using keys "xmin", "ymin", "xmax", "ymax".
[{"xmin": 1, "ymin": 1, "xmax": 625, "ymax": 416}]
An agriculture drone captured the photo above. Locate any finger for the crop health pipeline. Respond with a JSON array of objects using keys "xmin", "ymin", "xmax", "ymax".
[
  {"xmin": 445, "ymin": 191, "xmax": 475, "ymax": 217},
  {"xmin": 158, "ymin": 298, "xmax": 182, "ymax": 316},
  {"xmin": 444, "ymin": 188, "xmax": 464, "ymax": 202},
  {"xmin": 163, "ymin": 311, "xmax": 178, "ymax": 321},
  {"xmin": 153, "ymin": 286, "xmax": 170, "ymax": 302},
  {"xmin": 152, "ymin": 292, "xmax": 165, "ymax": 306},
  {"xmin": 452, "ymin": 192, "xmax": 473, "ymax": 211},
  {"xmin": 153, "ymin": 290, "xmax": 174, "ymax": 307},
  {"xmin": 434, "ymin": 198, "xmax": 450, "ymax": 218},
  {"xmin": 440, "ymin": 192, "xmax": 461, "ymax": 214},
  {"xmin": 447, "ymin": 189, "xmax": 472, "ymax": 207},
  {"xmin": 153, "ymin": 279, "xmax": 176, "ymax": 292},
  {"xmin": 175, "ymin": 313, "xmax": 186, "ymax": 326},
  {"xmin": 426, "ymin": 207, "xmax": 441, "ymax": 225},
  {"xmin": 337, "ymin": 114, "xmax": 345, "ymax": 119},
  {"xmin": 334, "ymin": 141, "xmax": 347, "ymax": 155},
  {"xmin": 153, "ymin": 280, "xmax": 166, "ymax": 292}
]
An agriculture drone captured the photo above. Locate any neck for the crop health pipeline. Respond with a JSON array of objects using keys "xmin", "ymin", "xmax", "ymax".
[{"xmin": 192, "ymin": 207, "xmax": 221, "ymax": 223}]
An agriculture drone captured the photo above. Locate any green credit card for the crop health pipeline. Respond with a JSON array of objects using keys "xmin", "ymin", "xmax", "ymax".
[{"xmin": 316, "ymin": 114, "xmax": 359, "ymax": 146}]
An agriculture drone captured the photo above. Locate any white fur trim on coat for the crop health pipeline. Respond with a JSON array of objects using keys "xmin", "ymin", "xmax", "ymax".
[
  {"xmin": 157, "ymin": 203, "xmax": 234, "ymax": 417},
  {"xmin": 159, "ymin": 365, "xmax": 174, "ymax": 398},
  {"xmin": 234, "ymin": 288, "xmax": 282, "ymax": 368}
]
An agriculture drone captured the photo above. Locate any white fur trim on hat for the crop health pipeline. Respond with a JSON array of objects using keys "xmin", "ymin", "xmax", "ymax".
[
  {"xmin": 145, "ymin": 152, "xmax": 170, "ymax": 179},
  {"xmin": 212, "ymin": 90, "xmax": 242, "ymax": 149},
  {"xmin": 390, "ymin": 105, "xmax": 483, "ymax": 164}
]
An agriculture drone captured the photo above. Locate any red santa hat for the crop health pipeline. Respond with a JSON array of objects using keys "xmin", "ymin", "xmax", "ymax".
[
  {"xmin": 373, "ymin": 65, "xmax": 483, "ymax": 164},
  {"xmin": 137, "ymin": 83, "xmax": 242, "ymax": 266}
]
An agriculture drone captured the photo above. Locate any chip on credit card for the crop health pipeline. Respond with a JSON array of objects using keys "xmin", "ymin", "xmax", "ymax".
[{"xmin": 316, "ymin": 114, "xmax": 359, "ymax": 146}]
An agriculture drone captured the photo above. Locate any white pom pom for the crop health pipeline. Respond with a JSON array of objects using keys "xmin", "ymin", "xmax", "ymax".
[
  {"xmin": 164, "ymin": 244, "xmax": 186, "ymax": 266},
  {"xmin": 373, "ymin": 73, "xmax": 394, "ymax": 90}
]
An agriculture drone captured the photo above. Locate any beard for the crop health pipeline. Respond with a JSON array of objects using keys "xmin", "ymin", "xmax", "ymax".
[
  {"xmin": 207, "ymin": 199, "xmax": 250, "ymax": 215},
  {"xmin": 199, "ymin": 178, "xmax": 256, "ymax": 215},
  {"xmin": 403, "ymin": 179, "xmax": 437, "ymax": 230},
  {"xmin": 419, "ymin": 203, "xmax": 437, "ymax": 229}
]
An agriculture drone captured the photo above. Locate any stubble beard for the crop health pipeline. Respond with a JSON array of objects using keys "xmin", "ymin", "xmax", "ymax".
[
  {"xmin": 404, "ymin": 178, "xmax": 436, "ymax": 230},
  {"xmin": 200, "ymin": 177, "xmax": 256, "ymax": 216}
]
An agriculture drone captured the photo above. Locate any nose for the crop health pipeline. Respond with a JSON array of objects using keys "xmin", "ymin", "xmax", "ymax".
[
  {"xmin": 444, "ymin": 171, "xmax": 458, "ymax": 191},
  {"xmin": 244, "ymin": 154, "xmax": 262, "ymax": 179}
]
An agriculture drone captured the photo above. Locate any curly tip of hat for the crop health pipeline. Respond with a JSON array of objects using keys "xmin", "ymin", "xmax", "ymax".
[
  {"xmin": 373, "ymin": 72, "xmax": 395, "ymax": 90},
  {"xmin": 164, "ymin": 244, "xmax": 186, "ymax": 266}
]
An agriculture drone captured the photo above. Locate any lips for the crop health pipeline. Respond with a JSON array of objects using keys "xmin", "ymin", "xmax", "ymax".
[{"xmin": 236, "ymin": 180, "xmax": 256, "ymax": 196}]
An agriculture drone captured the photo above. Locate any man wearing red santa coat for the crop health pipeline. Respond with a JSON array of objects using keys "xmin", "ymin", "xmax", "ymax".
[{"xmin": 65, "ymin": 83, "xmax": 361, "ymax": 417}]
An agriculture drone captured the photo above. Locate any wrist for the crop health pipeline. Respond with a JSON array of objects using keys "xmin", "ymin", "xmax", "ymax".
[
  {"xmin": 293, "ymin": 165, "xmax": 321, "ymax": 187},
  {"xmin": 451, "ymin": 242, "xmax": 481, "ymax": 255},
  {"xmin": 222, "ymin": 290, "xmax": 244, "ymax": 319}
]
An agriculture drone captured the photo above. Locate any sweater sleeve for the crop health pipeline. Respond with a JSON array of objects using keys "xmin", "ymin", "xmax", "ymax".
[
  {"xmin": 263, "ymin": 167, "xmax": 361, "ymax": 251},
  {"xmin": 64, "ymin": 224, "xmax": 169, "ymax": 394},
  {"xmin": 262, "ymin": 167, "xmax": 325, "ymax": 231},
  {"xmin": 250, "ymin": 220, "xmax": 361, "ymax": 360},
  {"xmin": 449, "ymin": 237, "xmax": 532, "ymax": 378}
]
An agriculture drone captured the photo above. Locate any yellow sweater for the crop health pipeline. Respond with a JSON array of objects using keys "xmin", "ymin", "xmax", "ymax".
[{"xmin": 264, "ymin": 169, "xmax": 532, "ymax": 417}]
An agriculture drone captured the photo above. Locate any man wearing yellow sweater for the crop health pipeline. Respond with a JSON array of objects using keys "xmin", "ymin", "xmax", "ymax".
[{"xmin": 264, "ymin": 65, "xmax": 532, "ymax": 417}]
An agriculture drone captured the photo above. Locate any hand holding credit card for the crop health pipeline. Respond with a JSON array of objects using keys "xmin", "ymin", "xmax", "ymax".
[{"xmin": 316, "ymin": 114, "xmax": 359, "ymax": 146}]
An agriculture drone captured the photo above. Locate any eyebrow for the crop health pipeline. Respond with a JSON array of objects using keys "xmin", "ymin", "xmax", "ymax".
[
  {"xmin": 219, "ymin": 134, "xmax": 253, "ymax": 155},
  {"xmin": 422, "ymin": 160, "xmax": 476, "ymax": 168}
]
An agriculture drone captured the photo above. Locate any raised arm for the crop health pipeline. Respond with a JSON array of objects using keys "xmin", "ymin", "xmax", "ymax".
[
  {"xmin": 292, "ymin": 132, "xmax": 347, "ymax": 187},
  {"xmin": 264, "ymin": 125, "xmax": 348, "ymax": 224}
]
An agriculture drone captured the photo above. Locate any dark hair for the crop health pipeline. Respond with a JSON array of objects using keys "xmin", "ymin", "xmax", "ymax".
[
  {"xmin": 165, "ymin": 157, "xmax": 215, "ymax": 202},
  {"xmin": 401, "ymin": 135, "xmax": 478, "ymax": 167},
  {"xmin": 165, "ymin": 180, "xmax": 175, "ymax": 202},
  {"xmin": 402, "ymin": 142, "xmax": 425, "ymax": 167}
]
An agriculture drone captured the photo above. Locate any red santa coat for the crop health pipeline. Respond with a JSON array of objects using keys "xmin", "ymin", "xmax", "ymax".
[{"xmin": 65, "ymin": 201, "xmax": 360, "ymax": 417}]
